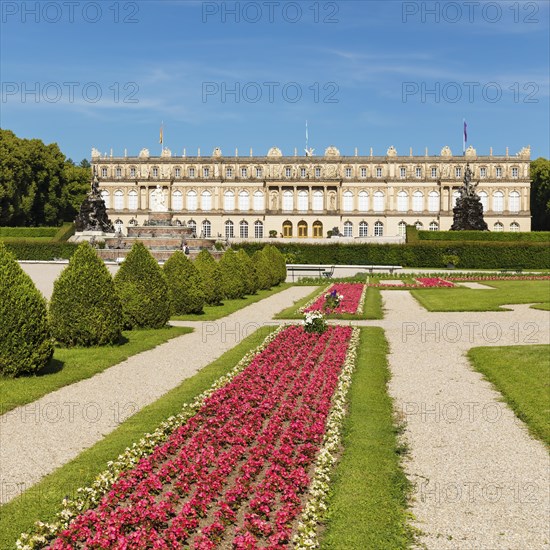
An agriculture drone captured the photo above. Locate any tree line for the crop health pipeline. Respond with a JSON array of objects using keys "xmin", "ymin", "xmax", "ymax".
[{"xmin": 0, "ymin": 129, "xmax": 90, "ymax": 226}]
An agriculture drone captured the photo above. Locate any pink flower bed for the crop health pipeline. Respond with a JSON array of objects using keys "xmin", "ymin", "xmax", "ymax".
[
  {"xmin": 416, "ymin": 277, "xmax": 455, "ymax": 287},
  {"xmin": 49, "ymin": 325, "xmax": 353, "ymax": 549},
  {"xmin": 303, "ymin": 283, "xmax": 365, "ymax": 314},
  {"xmin": 448, "ymin": 275, "xmax": 550, "ymax": 282}
]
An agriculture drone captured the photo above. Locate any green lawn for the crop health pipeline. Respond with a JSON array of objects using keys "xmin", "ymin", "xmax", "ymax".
[
  {"xmin": 274, "ymin": 285, "xmax": 383, "ymax": 320},
  {"xmin": 171, "ymin": 284, "xmax": 291, "ymax": 320},
  {"xmin": 411, "ymin": 280, "xmax": 550, "ymax": 311},
  {"xmin": 0, "ymin": 326, "xmax": 192, "ymax": 415},
  {"xmin": 0, "ymin": 325, "xmax": 277, "ymax": 549},
  {"xmin": 468, "ymin": 345, "xmax": 550, "ymax": 446},
  {"xmin": 320, "ymin": 327, "xmax": 414, "ymax": 549}
]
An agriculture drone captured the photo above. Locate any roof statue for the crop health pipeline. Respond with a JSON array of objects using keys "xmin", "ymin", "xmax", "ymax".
[{"xmin": 386, "ymin": 145, "xmax": 397, "ymax": 157}]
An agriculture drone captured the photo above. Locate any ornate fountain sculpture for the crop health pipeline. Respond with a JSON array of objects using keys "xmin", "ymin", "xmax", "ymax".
[
  {"xmin": 450, "ymin": 163, "xmax": 488, "ymax": 231},
  {"xmin": 74, "ymin": 168, "xmax": 115, "ymax": 233}
]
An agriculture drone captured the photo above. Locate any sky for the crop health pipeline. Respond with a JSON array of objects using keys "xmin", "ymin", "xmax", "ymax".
[{"xmin": 1, "ymin": 0, "xmax": 549, "ymax": 162}]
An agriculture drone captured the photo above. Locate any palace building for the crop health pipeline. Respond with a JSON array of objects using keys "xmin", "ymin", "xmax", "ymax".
[{"xmin": 92, "ymin": 144, "xmax": 532, "ymax": 239}]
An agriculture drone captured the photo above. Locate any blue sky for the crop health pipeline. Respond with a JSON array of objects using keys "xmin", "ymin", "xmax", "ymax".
[{"xmin": 1, "ymin": 0, "xmax": 549, "ymax": 162}]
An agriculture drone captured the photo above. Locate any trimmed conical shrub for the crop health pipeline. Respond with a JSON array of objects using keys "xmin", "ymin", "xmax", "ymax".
[
  {"xmin": 263, "ymin": 245, "xmax": 287, "ymax": 285},
  {"xmin": 164, "ymin": 251, "xmax": 206, "ymax": 315},
  {"xmin": 114, "ymin": 242, "xmax": 170, "ymax": 329},
  {"xmin": 194, "ymin": 249, "xmax": 223, "ymax": 305},
  {"xmin": 236, "ymin": 248, "xmax": 258, "ymax": 295},
  {"xmin": 219, "ymin": 248, "xmax": 245, "ymax": 299},
  {"xmin": 252, "ymin": 249, "xmax": 272, "ymax": 290},
  {"xmin": 0, "ymin": 243, "xmax": 53, "ymax": 376},
  {"xmin": 49, "ymin": 242, "xmax": 123, "ymax": 346}
]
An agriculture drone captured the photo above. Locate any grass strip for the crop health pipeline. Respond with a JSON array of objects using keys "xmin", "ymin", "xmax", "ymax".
[
  {"xmin": 411, "ymin": 280, "xmax": 550, "ymax": 311},
  {"xmin": 0, "ymin": 327, "xmax": 192, "ymax": 415},
  {"xmin": 171, "ymin": 284, "xmax": 291, "ymax": 321},
  {"xmin": 0, "ymin": 325, "xmax": 277, "ymax": 549},
  {"xmin": 320, "ymin": 327, "xmax": 414, "ymax": 549},
  {"xmin": 275, "ymin": 286, "xmax": 383, "ymax": 320},
  {"xmin": 468, "ymin": 345, "xmax": 550, "ymax": 447}
]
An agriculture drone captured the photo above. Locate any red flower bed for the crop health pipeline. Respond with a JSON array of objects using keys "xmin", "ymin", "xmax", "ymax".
[
  {"xmin": 448, "ymin": 275, "xmax": 550, "ymax": 282},
  {"xmin": 49, "ymin": 326, "xmax": 353, "ymax": 549},
  {"xmin": 303, "ymin": 283, "xmax": 365, "ymax": 314},
  {"xmin": 415, "ymin": 277, "xmax": 454, "ymax": 287}
]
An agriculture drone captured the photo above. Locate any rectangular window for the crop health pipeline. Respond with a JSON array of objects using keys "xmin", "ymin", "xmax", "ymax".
[
  {"xmin": 343, "ymin": 224, "xmax": 353, "ymax": 237},
  {"xmin": 189, "ymin": 168, "xmax": 195, "ymax": 177},
  {"xmin": 256, "ymin": 167, "xmax": 262, "ymax": 178},
  {"xmin": 240, "ymin": 223, "xmax": 248, "ymax": 238},
  {"xmin": 152, "ymin": 168, "xmax": 158, "ymax": 178},
  {"xmin": 301, "ymin": 168, "xmax": 307, "ymax": 178},
  {"xmin": 415, "ymin": 167, "xmax": 422, "ymax": 178},
  {"xmin": 203, "ymin": 168, "xmax": 209, "ymax": 177},
  {"xmin": 254, "ymin": 223, "xmax": 263, "ymax": 239},
  {"xmin": 480, "ymin": 168, "xmax": 486, "ymax": 178},
  {"xmin": 400, "ymin": 167, "xmax": 406, "ymax": 179},
  {"xmin": 431, "ymin": 167, "xmax": 437, "ymax": 178},
  {"xmin": 345, "ymin": 168, "xmax": 352, "ymax": 178},
  {"xmin": 115, "ymin": 167, "xmax": 122, "ymax": 178},
  {"xmin": 285, "ymin": 167, "xmax": 292, "ymax": 177},
  {"xmin": 315, "ymin": 167, "xmax": 321, "ymax": 177},
  {"xmin": 101, "ymin": 167, "xmax": 107, "ymax": 177},
  {"xmin": 361, "ymin": 167, "xmax": 367, "ymax": 177},
  {"xmin": 130, "ymin": 167, "xmax": 136, "ymax": 178},
  {"xmin": 455, "ymin": 167, "xmax": 461, "ymax": 178},
  {"xmin": 241, "ymin": 168, "xmax": 247, "ymax": 178},
  {"xmin": 226, "ymin": 167, "xmax": 233, "ymax": 177},
  {"xmin": 512, "ymin": 167, "xmax": 518, "ymax": 178},
  {"xmin": 376, "ymin": 167, "xmax": 382, "ymax": 178},
  {"xmin": 496, "ymin": 167, "xmax": 502, "ymax": 178}
]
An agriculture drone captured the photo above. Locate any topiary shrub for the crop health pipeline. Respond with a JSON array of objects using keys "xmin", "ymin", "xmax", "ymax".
[
  {"xmin": 0, "ymin": 243, "xmax": 53, "ymax": 376},
  {"xmin": 253, "ymin": 249, "xmax": 272, "ymax": 290},
  {"xmin": 49, "ymin": 242, "xmax": 123, "ymax": 346},
  {"xmin": 262, "ymin": 245, "xmax": 286, "ymax": 286},
  {"xmin": 194, "ymin": 249, "xmax": 223, "ymax": 305},
  {"xmin": 113, "ymin": 242, "xmax": 170, "ymax": 329},
  {"xmin": 164, "ymin": 251, "xmax": 206, "ymax": 315},
  {"xmin": 219, "ymin": 248, "xmax": 246, "ymax": 299},
  {"xmin": 236, "ymin": 248, "xmax": 258, "ymax": 296}
]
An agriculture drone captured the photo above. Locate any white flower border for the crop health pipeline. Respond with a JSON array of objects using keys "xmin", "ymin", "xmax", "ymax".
[
  {"xmin": 16, "ymin": 326, "xmax": 287, "ymax": 550},
  {"xmin": 298, "ymin": 284, "xmax": 332, "ymax": 313},
  {"xmin": 355, "ymin": 283, "xmax": 368, "ymax": 315},
  {"xmin": 293, "ymin": 327, "xmax": 360, "ymax": 549}
]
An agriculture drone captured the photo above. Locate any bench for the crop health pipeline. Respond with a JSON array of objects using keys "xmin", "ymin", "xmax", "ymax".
[
  {"xmin": 364, "ymin": 265, "xmax": 402, "ymax": 275},
  {"xmin": 286, "ymin": 265, "xmax": 335, "ymax": 282},
  {"xmin": 500, "ymin": 268, "xmax": 523, "ymax": 274}
]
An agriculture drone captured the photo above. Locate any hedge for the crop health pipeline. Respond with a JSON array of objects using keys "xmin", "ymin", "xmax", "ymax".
[
  {"xmin": 233, "ymin": 242, "xmax": 550, "ymax": 269},
  {"xmin": 415, "ymin": 229, "xmax": 550, "ymax": 242},
  {"xmin": 0, "ymin": 227, "xmax": 58, "ymax": 238},
  {"xmin": 2, "ymin": 241, "xmax": 78, "ymax": 260}
]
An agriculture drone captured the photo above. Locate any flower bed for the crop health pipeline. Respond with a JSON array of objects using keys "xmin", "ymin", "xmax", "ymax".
[
  {"xmin": 415, "ymin": 277, "xmax": 454, "ymax": 288},
  {"xmin": 303, "ymin": 283, "xmax": 365, "ymax": 314},
  {"xmin": 23, "ymin": 325, "xmax": 356, "ymax": 549},
  {"xmin": 447, "ymin": 275, "xmax": 550, "ymax": 282}
]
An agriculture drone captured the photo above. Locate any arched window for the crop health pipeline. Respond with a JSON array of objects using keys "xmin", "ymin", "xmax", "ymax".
[
  {"xmin": 187, "ymin": 190, "xmax": 198, "ymax": 211},
  {"xmin": 415, "ymin": 221, "xmax": 423, "ymax": 230},
  {"xmin": 282, "ymin": 220, "xmax": 293, "ymax": 237},
  {"xmin": 397, "ymin": 191, "xmax": 408, "ymax": 212},
  {"xmin": 188, "ymin": 219, "xmax": 197, "ymax": 235},
  {"xmin": 313, "ymin": 220, "xmax": 323, "ymax": 237},
  {"xmin": 510, "ymin": 222, "xmax": 520, "ymax": 232},
  {"xmin": 202, "ymin": 220, "xmax": 211, "ymax": 238},
  {"xmin": 428, "ymin": 191, "xmax": 439, "ymax": 212},
  {"xmin": 297, "ymin": 190, "xmax": 308, "ymax": 212},
  {"xmin": 359, "ymin": 221, "xmax": 368, "ymax": 237},
  {"xmin": 128, "ymin": 190, "xmax": 138, "ymax": 210},
  {"xmin": 238, "ymin": 191, "xmax": 250, "ymax": 211},
  {"xmin": 509, "ymin": 191, "xmax": 520, "ymax": 213},
  {"xmin": 282, "ymin": 190, "xmax": 293, "ymax": 211},
  {"xmin": 298, "ymin": 220, "xmax": 308, "ymax": 238},
  {"xmin": 374, "ymin": 221, "xmax": 384, "ymax": 237},
  {"xmin": 398, "ymin": 221, "xmax": 407, "ymax": 237},
  {"xmin": 452, "ymin": 190, "xmax": 461, "ymax": 208},
  {"xmin": 342, "ymin": 191, "xmax": 353, "ymax": 212},
  {"xmin": 254, "ymin": 220, "xmax": 264, "ymax": 239},
  {"xmin": 239, "ymin": 220, "xmax": 249, "ymax": 238},
  {"xmin": 478, "ymin": 191, "xmax": 488, "ymax": 211},
  {"xmin": 412, "ymin": 191, "xmax": 424, "ymax": 212},
  {"xmin": 373, "ymin": 191, "xmax": 384, "ymax": 212},
  {"xmin": 493, "ymin": 191, "xmax": 504, "ymax": 213},
  {"xmin": 343, "ymin": 221, "xmax": 353, "ymax": 237},
  {"xmin": 201, "ymin": 190, "xmax": 212, "ymax": 211},
  {"xmin": 253, "ymin": 191, "xmax": 264, "ymax": 211},
  {"xmin": 358, "ymin": 191, "xmax": 368, "ymax": 212},
  {"xmin": 114, "ymin": 218, "xmax": 124, "ymax": 233},
  {"xmin": 114, "ymin": 190, "xmax": 124, "ymax": 211},
  {"xmin": 224, "ymin": 190, "xmax": 235, "ymax": 211},
  {"xmin": 172, "ymin": 190, "xmax": 183, "ymax": 211},
  {"xmin": 429, "ymin": 221, "xmax": 439, "ymax": 231},
  {"xmin": 493, "ymin": 222, "xmax": 504, "ymax": 232},
  {"xmin": 101, "ymin": 190, "xmax": 110, "ymax": 209},
  {"xmin": 225, "ymin": 220, "xmax": 234, "ymax": 238},
  {"xmin": 312, "ymin": 190, "xmax": 323, "ymax": 211}
]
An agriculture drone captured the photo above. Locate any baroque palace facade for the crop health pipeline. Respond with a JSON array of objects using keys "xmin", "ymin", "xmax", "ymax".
[{"xmin": 92, "ymin": 144, "xmax": 532, "ymax": 239}]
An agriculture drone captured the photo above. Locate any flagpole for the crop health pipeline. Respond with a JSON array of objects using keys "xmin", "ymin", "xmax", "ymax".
[
  {"xmin": 463, "ymin": 118, "xmax": 466, "ymax": 156},
  {"xmin": 305, "ymin": 120, "xmax": 308, "ymax": 155},
  {"xmin": 160, "ymin": 121, "xmax": 164, "ymax": 156}
]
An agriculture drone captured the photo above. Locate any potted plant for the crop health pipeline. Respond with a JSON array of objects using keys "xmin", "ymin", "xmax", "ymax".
[
  {"xmin": 442, "ymin": 254, "xmax": 460, "ymax": 269},
  {"xmin": 269, "ymin": 230, "xmax": 277, "ymax": 238}
]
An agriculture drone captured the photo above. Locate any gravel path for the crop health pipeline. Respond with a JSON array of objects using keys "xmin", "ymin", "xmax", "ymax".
[
  {"xmin": 0, "ymin": 286, "xmax": 315, "ymax": 505},
  {"xmin": 379, "ymin": 291, "xmax": 550, "ymax": 549}
]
